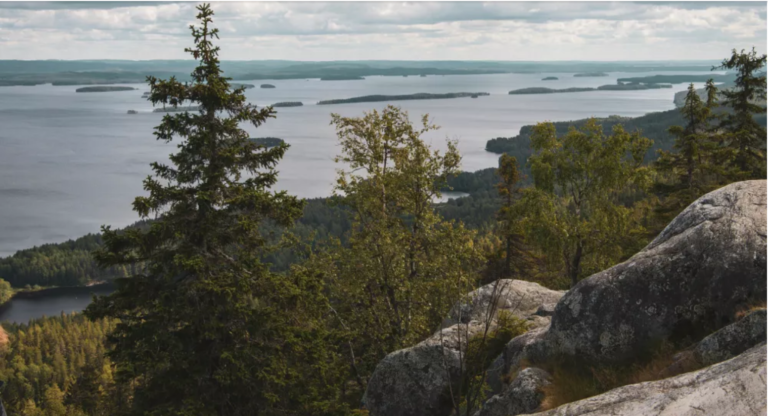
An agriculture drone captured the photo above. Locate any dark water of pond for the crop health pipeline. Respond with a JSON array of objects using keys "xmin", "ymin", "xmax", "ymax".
[{"xmin": 0, "ymin": 283, "xmax": 115, "ymax": 324}]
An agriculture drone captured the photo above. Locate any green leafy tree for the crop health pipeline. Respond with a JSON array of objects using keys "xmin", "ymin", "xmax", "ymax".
[
  {"xmin": 714, "ymin": 47, "xmax": 767, "ymax": 180},
  {"xmin": 0, "ymin": 278, "xmax": 12, "ymax": 305},
  {"xmin": 85, "ymin": 5, "xmax": 344, "ymax": 415},
  {"xmin": 523, "ymin": 119, "xmax": 652, "ymax": 287},
  {"xmin": 317, "ymin": 106, "xmax": 482, "ymax": 396}
]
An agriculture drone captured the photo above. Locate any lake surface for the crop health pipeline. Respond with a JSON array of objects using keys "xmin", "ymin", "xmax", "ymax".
[
  {"xmin": 0, "ymin": 284, "xmax": 115, "ymax": 324},
  {"xmin": 0, "ymin": 71, "xmax": 721, "ymax": 257}
]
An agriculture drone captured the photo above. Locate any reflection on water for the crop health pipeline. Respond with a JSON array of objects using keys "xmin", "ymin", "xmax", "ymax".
[{"xmin": 0, "ymin": 283, "xmax": 115, "ymax": 324}]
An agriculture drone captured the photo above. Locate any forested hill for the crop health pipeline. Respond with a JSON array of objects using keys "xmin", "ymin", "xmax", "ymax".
[{"xmin": 485, "ymin": 108, "xmax": 768, "ymax": 172}]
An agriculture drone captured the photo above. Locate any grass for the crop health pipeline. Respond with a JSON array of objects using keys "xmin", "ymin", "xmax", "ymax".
[
  {"xmin": 535, "ymin": 340, "xmax": 705, "ymax": 411},
  {"xmin": 734, "ymin": 300, "xmax": 767, "ymax": 320}
]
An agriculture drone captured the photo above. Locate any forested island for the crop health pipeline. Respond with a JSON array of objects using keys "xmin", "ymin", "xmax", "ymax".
[
  {"xmin": 75, "ymin": 86, "xmax": 137, "ymax": 93},
  {"xmin": 248, "ymin": 137, "xmax": 285, "ymax": 147},
  {"xmin": 152, "ymin": 105, "xmax": 201, "ymax": 113},
  {"xmin": 542, "ymin": 76, "xmax": 558, "ymax": 80},
  {"xmin": 260, "ymin": 84, "xmax": 276, "ymax": 88},
  {"xmin": 320, "ymin": 76, "xmax": 365, "ymax": 81},
  {"xmin": 271, "ymin": 101, "xmax": 303, "ymax": 107},
  {"xmin": 574, "ymin": 72, "xmax": 609, "ymax": 77},
  {"xmin": 617, "ymin": 74, "xmax": 735, "ymax": 84},
  {"xmin": 317, "ymin": 92, "xmax": 490, "ymax": 105},
  {"xmin": 509, "ymin": 83, "xmax": 671, "ymax": 94}
]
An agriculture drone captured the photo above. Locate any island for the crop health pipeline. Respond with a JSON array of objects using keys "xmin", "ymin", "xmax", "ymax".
[
  {"xmin": 317, "ymin": 92, "xmax": 490, "ymax": 105},
  {"xmin": 509, "ymin": 83, "xmax": 672, "ymax": 95},
  {"xmin": 420, "ymin": 74, "xmax": 427, "ymax": 77},
  {"xmin": 249, "ymin": 137, "xmax": 284, "ymax": 148},
  {"xmin": 260, "ymin": 84, "xmax": 276, "ymax": 88},
  {"xmin": 616, "ymin": 74, "xmax": 733, "ymax": 84},
  {"xmin": 127, "ymin": 110, "xmax": 138, "ymax": 115},
  {"xmin": 231, "ymin": 83, "xmax": 255, "ymax": 89},
  {"xmin": 271, "ymin": 102, "xmax": 303, "ymax": 108},
  {"xmin": 75, "ymin": 86, "xmax": 137, "ymax": 93},
  {"xmin": 542, "ymin": 76, "xmax": 559, "ymax": 81},
  {"xmin": 508, "ymin": 87, "xmax": 594, "ymax": 95},
  {"xmin": 320, "ymin": 76, "xmax": 365, "ymax": 81},
  {"xmin": 152, "ymin": 105, "xmax": 201, "ymax": 113},
  {"xmin": 574, "ymin": 72, "xmax": 609, "ymax": 77}
]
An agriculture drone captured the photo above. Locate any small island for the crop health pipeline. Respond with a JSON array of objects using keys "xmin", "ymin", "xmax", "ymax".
[
  {"xmin": 260, "ymin": 84, "xmax": 276, "ymax": 89},
  {"xmin": 152, "ymin": 105, "xmax": 201, "ymax": 113},
  {"xmin": 127, "ymin": 110, "xmax": 138, "ymax": 115},
  {"xmin": 271, "ymin": 102, "xmax": 303, "ymax": 108},
  {"xmin": 509, "ymin": 87, "xmax": 594, "ymax": 95},
  {"xmin": 231, "ymin": 83, "xmax": 255, "ymax": 89},
  {"xmin": 249, "ymin": 137, "xmax": 285, "ymax": 148},
  {"xmin": 574, "ymin": 72, "xmax": 609, "ymax": 77},
  {"xmin": 320, "ymin": 76, "xmax": 365, "ymax": 81},
  {"xmin": 420, "ymin": 74, "xmax": 427, "ymax": 78},
  {"xmin": 542, "ymin": 76, "xmax": 559, "ymax": 81},
  {"xmin": 75, "ymin": 86, "xmax": 137, "ymax": 93},
  {"xmin": 597, "ymin": 83, "xmax": 671, "ymax": 91},
  {"xmin": 317, "ymin": 92, "xmax": 490, "ymax": 105}
]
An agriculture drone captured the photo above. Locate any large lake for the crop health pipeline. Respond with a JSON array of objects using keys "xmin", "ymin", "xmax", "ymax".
[{"xmin": 0, "ymin": 71, "xmax": 719, "ymax": 258}]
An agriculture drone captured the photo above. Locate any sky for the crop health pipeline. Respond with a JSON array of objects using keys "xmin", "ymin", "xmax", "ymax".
[{"xmin": 0, "ymin": 1, "xmax": 765, "ymax": 61}]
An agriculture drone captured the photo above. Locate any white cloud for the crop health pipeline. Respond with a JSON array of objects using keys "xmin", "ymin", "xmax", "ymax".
[{"xmin": 0, "ymin": 1, "xmax": 764, "ymax": 60}]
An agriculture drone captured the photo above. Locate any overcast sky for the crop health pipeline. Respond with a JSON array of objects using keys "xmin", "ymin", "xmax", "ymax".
[{"xmin": 0, "ymin": 1, "xmax": 765, "ymax": 61}]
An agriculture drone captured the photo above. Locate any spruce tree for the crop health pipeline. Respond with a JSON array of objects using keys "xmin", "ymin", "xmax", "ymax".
[
  {"xmin": 714, "ymin": 47, "xmax": 767, "ymax": 180},
  {"xmin": 85, "ymin": 5, "xmax": 343, "ymax": 415},
  {"xmin": 493, "ymin": 154, "xmax": 535, "ymax": 280}
]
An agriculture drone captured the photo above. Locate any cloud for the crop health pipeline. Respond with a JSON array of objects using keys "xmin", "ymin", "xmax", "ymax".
[{"xmin": 0, "ymin": 1, "xmax": 764, "ymax": 60}]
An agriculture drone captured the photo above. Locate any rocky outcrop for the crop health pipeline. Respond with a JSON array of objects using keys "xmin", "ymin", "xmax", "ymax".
[
  {"xmin": 474, "ymin": 367, "xmax": 550, "ymax": 416},
  {"xmin": 693, "ymin": 309, "xmax": 766, "ymax": 366},
  {"xmin": 445, "ymin": 280, "xmax": 564, "ymax": 329},
  {"xmin": 532, "ymin": 180, "xmax": 766, "ymax": 365},
  {"xmin": 522, "ymin": 343, "xmax": 767, "ymax": 416},
  {"xmin": 365, "ymin": 280, "xmax": 563, "ymax": 416}
]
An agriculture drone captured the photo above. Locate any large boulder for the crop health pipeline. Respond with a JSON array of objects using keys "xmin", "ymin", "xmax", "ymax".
[
  {"xmin": 474, "ymin": 367, "xmax": 551, "ymax": 416},
  {"xmin": 365, "ymin": 280, "xmax": 564, "ymax": 416},
  {"xmin": 534, "ymin": 180, "xmax": 766, "ymax": 364},
  {"xmin": 521, "ymin": 343, "xmax": 767, "ymax": 416}
]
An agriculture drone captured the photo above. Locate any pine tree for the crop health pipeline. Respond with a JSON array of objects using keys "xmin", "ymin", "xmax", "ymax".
[
  {"xmin": 714, "ymin": 47, "xmax": 767, "ymax": 180},
  {"xmin": 84, "ymin": 4, "xmax": 342, "ymax": 415}
]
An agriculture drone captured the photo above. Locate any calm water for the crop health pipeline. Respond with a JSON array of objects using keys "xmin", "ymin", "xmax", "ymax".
[
  {"xmin": 0, "ymin": 71, "xmax": 719, "ymax": 257},
  {"xmin": 0, "ymin": 284, "xmax": 115, "ymax": 324}
]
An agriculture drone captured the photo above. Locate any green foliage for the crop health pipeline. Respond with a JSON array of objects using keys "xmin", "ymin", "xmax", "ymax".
[
  {"xmin": 84, "ymin": 5, "xmax": 346, "ymax": 415},
  {"xmin": 0, "ymin": 314, "xmax": 119, "ymax": 416},
  {"xmin": 313, "ymin": 105, "xmax": 483, "ymax": 399},
  {"xmin": 0, "ymin": 233, "xmax": 138, "ymax": 288},
  {"xmin": 714, "ymin": 47, "xmax": 767, "ymax": 180},
  {"xmin": 0, "ymin": 278, "xmax": 13, "ymax": 305},
  {"xmin": 523, "ymin": 120, "xmax": 652, "ymax": 287}
]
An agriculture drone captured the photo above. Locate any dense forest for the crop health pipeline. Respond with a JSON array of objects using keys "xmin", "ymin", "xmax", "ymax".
[{"xmin": 0, "ymin": 5, "xmax": 765, "ymax": 415}]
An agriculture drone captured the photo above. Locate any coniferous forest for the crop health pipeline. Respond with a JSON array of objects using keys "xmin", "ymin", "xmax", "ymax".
[{"xmin": 0, "ymin": 4, "xmax": 765, "ymax": 416}]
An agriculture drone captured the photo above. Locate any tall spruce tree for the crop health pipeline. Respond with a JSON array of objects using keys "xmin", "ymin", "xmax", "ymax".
[
  {"xmin": 85, "ymin": 5, "xmax": 344, "ymax": 415},
  {"xmin": 714, "ymin": 47, "xmax": 767, "ymax": 180},
  {"xmin": 654, "ymin": 82, "xmax": 722, "ymax": 220},
  {"xmin": 493, "ymin": 154, "xmax": 535, "ymax": 280}
]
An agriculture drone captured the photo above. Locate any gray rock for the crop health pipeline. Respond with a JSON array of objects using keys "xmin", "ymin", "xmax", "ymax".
[
  {"xmin": 694, "ymin": 309, "xmax": 766, "ymax": 366},
  {"xmin": 474, "ymin": 367, "xmax": 551, "ymax": 416},
  {"xmin": 535, "ymin": 181, "xmax": 766, "ymax": 365},
  {"xmin": 521, "ymin": 343, "xmax": 767, "ymax": 416},
  {"xmin": 366, "ymin": 280, "xmax": 562, "ymax": 416},
  {"xmin": 535, "ymin": 303, "xmax": 557, "ymax": 317},
  {"xmin": 445, "ymin": 280, "xmax": 564, "ymax": 327}
]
